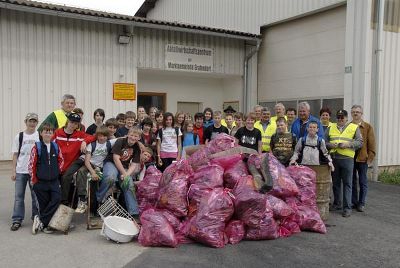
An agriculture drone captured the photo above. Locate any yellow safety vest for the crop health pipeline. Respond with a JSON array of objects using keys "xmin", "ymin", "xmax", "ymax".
[
  {"xmin": 221, "ymin": 119, "xmax": 236, "ymax": 128},
  {"xmin": 328, "ymin": 123, "xmax": 358, "ymax": 158},
  {"xmin": 254, "ymin": 121, "xmax": 276, "ymax": 152},
  {"xmin": 54, "ymin": 109, "xmax": 68, "ymax": 129},
  {"xmin": 270, "ymin": 115, "xmax": 288, "ymax": 124}
]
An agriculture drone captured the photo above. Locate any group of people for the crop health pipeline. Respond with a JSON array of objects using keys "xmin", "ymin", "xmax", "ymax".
[{"xmin": 9, "ymin": 94, "xmax": 375, "ymax": 234}]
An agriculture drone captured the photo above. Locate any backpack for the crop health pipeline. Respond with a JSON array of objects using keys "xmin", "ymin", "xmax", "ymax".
[
  {"xmin": 193, "ymin": 133, "xmax": 198, "ymax": 145},
  {"xmin": 35, "ymin": 141, "xmax": 59, "ymax": 159},
  {"xmin": 158, "ymin": 127, "xmax": 180, "ymax": 142},
  {"xmin": 17, "ymin": 132, "xmax": 24, "ymax": 157},
  {"xmin": 90, "ymin": 140, "xmax": 112, "ymax": 155},
  {"xmin": 299, "ymin": 136, "xmax": 329, "ymax": 165}
]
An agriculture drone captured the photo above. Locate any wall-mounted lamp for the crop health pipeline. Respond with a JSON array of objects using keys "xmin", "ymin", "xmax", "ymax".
[{"xmin": 118, "ymin": 35, "xmax": 130, "ymax": 44}]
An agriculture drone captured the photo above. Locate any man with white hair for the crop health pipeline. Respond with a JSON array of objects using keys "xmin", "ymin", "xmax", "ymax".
[
  {"xmin": 291, "ymin": 101, "xmax": 324, "ymax": 139},
  {"xmin": 39, "ymin": 94, "xmax": 76, "ymax": 131},
  {"xmin": 351, "ymin": 105, "xmax": 376, "ymax": 212},
  {"xmin": 253, "ymin": 105, "xmax": 263, "ymax": 122},
  {"xmin": 271, "ymin": 102, "xmax": 287, "ymax": 124}
]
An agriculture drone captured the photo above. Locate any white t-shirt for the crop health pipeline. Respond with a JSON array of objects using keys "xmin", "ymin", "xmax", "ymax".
[
  {"xmin": 11, "ymin": 131, "xmax": 40, "ymax": 174},
  {"xmin": 157, "ymin": 127, "xmax": 182, "ymax": 153},
  {"xmin": 83, "ymin": 139, "xmax": 116, "ymax": 168}
]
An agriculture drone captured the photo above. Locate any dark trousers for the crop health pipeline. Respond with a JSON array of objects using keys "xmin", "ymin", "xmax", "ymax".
[
  {"xmin": 352, "ymin": 161, "xmax": 369, "ymax": 206},
  {"xmin": 332, "ymin": 158, "xmax": 354, "ymax": 211},
  {"xmin": 33, "ymin": 180, "xmax": 61, "ymax": 227},
  {"xmin": 159, "ymin": 158, "xmax": 176, "ymax": 172},
  {"xmin": 61, "ymin": 159, "xmax": 84, "ymax": 203}
]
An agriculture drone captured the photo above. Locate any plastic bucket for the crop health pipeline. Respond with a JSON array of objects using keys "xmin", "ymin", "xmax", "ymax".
[
  {"xmin": 49, "ymin": 204, "xmax": 75, "ymax": 232},
  {"xmin": 308, "ymin": 165, "xmax": 332, "ymax": 221}
]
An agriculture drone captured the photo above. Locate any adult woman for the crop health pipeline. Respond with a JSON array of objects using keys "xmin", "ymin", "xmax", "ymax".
[{"xmin": 320, "ymin": 107, "xmax": 332, "ymax": 132}]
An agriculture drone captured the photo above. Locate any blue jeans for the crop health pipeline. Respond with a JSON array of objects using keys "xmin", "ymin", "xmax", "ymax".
[
  {"xmin": 12, "ymin": 173, "xmax": 38, "ymax": 223},
  {"xmin": 97, "ymin": 162, "xmax": 139, "ymax": 216},
  {"xmin": 332, "ymin": 158, "xmax": 354, "ymax": 212},
  {"xmin": 352, "ymin": 161, "xmax": 368, "ymax": 206}
]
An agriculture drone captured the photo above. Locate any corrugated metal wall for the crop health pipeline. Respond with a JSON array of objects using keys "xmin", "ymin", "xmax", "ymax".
[
  {"xmin": 379, "ymin": 30, "xmax": 400, "ymax": 166},
  {"xmin": 0, "ymin": 8, "xmax": 245, "ymax": 160},
  {"xmin": 147, "ymin": 0, "xmax": 346, "ymax": 34}
]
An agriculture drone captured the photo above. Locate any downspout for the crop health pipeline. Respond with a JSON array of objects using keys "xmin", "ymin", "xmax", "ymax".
[
  {"xmin": 243, "ymin": 39, "xmax": 261, "ymax": 113},
  {"xmin": 372, "ymin": 0, "xmax": 385, "ymax": 181}
]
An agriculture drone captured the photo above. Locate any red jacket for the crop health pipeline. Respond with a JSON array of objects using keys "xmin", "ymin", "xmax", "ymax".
[
  {"xmin": 193, "ymin": 125, "xmax": 205, "ymax": 144},
  {"xmin": 29, "ymin": 143, "xmax": 64, "ymax": 185},
  {"xmin": 52, "ymin": 128, "xmax": 96, "ymax": 173}
]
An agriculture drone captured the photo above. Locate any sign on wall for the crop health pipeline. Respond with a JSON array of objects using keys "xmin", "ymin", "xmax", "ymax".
[
  {"xmin": 113, "ymin": 83, "xmax": 136, "ymax": 100},
  {"xmin": 165, "ymin": 44, "xmax": 214, "ymax": 73}
]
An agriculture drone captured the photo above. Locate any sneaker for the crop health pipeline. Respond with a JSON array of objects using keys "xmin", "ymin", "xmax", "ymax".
[
  {"xmin": 10, "ymin": 222, "xmax": 21, "ymax": 231},
  {"xmin": 329, "ymin": 204, "xmax": 342, "ymax": 211},
  {"xmin": 32, "ymin": 215, "xmax": 43, "ymax": 235},
  {"xmin": 42, "ymin": 227, "xmax": 55, "ymax": 234},
  {"xmin": 356, "ymin": 205, "xmax": 365, "ymax": 212},
  {"xmin": 342, "ymin": 210, "xmax": 351, "ymax": 218},
  {"xmin": 75, "ymin": 200, "xmax": 88, "ymax": 214}
]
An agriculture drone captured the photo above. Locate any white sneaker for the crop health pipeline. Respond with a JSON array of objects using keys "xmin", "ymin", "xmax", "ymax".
[
  {"xmin": 32, "ymin": 215, "xmax": 43, "ymax": 235},
  {"xmin": 75, "ymin": 200, "xmax": 88, "ymax": 214}
]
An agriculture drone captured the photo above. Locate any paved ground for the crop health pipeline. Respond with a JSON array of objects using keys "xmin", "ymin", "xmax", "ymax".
[{"xmin": 1, "ymin": 164, "xmax": 399, "ymax": 268}]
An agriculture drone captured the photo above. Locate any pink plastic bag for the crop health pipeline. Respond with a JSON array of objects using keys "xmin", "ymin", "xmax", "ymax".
[
  {"xmin": 137, "ymin": 166, "xmax": 162, "ymax": 213},
  {"xmin": 157, "ymin": 160, "xmax": 193, "ymax": 217},
  {"xmin": 286, "ymin": 165, "xmax": 317, "ymax": 188},
  {"xmin": 265, "ymin": 194, "xmax": 294, "ymax": 219},
  {"xmin": 268, "ymin": 154, "xmax": 299, "ymax": 198},
  {"xmin": 190, "ymin": 164, "xmax": 224, "ymax": 188},
  {"xmin": 210, "ymin": 154, "xmax": 243, "ymax": 170},
  {"xmin": 245, "ymin": 209, "xmax": 279, "ymax": 240},
  {"xmin": 233, "ymin": 177, "xmax": 267, "ymax": 227},
  {"xmin": 225, "ymin": 220, "xmax": 245, "ymax": 244},
  {"xmin": 138, "ymin": 209, "xmax": 178, "ymax": 248},
  {"xmin": 187, "ymin": 184, "xmax": 213, "ymax": 217},
  {"xmin": 188, "ymin": 147, "xmax": 212, "ymax": 170},
  {"xmin": 158, "ymin": 209, "xmax": 181, "ymax": 233},
  {"xmin": 223, "ymin": 160, "xmax": 249, "ymax": 189},
  {"xmin": 278, "ymin": 215, "xmax": 301, "ymax": 238},
  {"xmin": 187, "ymin": 188, "xmax": 234, "ymax": 248},
  {"xmin": 207, "ymin": 133, "xmax": 236, "ymax": 154},
  {"xmin": 297, "ymin": 206, "xmax": 327, "ymax": 234}
]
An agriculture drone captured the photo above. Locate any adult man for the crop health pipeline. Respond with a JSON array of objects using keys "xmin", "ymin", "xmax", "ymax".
[
  {"xmin": 286, "ymin": 108, "xmax": 297, "ymax": 132},
  {"xmin": 193, "ymin": 112, "xmax": 205, "ymax": 144},
  {"xmin": 39, "ymin": 94, "xmax": 76, "ymax": 131},
  {"xmin": 254, "ymin": 107, "xmax": 276, "ymax": 152},
  {"xmin": 221, "ymin": 105, "xmax": 237, "ymax": 128},
  {"xmin": 351, "ymin": 105, "xmax": 376, "ymax": 212},
  {"xmin": 325, "ymin": 110, "xmax": 363, "ymax": 217},
  {"xmin": 271, "ymin": 103, "xmax": 287, "ymax": 124},
  {"xmin": 253, "ymin": 105, "xmax": 263, "ymax": 122},
  {"xmin": 291, "ymin": 102, "xmax": 324, "ymax": 139}
]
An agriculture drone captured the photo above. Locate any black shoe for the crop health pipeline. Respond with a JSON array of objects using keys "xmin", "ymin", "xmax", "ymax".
[
  {"xmin": 342, "ymin": 210, "xmax": 351, "ymax": 217},
  {"xmin": 132, "ymin": 215, "xmax": 141, "ymax": 225},
  {"xmin": 329, "ymin": 204, "xmax": 342, "ymax": 211},
  {"xmin": 356, "ymin": 205, "xmax": 365, "ymax": 212},
  {"xmin": 10, "ymin": 222, "xmax": 21, "ymax": 231}
]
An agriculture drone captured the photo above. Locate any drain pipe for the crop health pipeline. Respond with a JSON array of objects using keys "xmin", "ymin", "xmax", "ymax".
[
  {"xmin": 243, "ymin": 39, "xmax": 261, "ymax": 113},
  {"xmin": 372, "ymin": 0, "xmax": 385, "ymax": 181}
]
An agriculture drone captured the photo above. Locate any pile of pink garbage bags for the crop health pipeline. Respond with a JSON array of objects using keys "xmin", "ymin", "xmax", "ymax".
[{"xmin": 136, "ymin": 134, "xmax": 326, "ymax": 248}]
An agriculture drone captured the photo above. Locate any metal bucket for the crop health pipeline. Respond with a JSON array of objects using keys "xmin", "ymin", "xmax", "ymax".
[
  {"xmin": 308, "ymin": 165, "xmax": 332, "ymax": 221},
  {"xmin": 49, "ymin": 204, "xmax": 75, "ymax": 232}
]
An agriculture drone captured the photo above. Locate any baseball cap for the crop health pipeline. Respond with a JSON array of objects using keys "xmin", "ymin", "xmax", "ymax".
[
  {"xmin": 25, "ymin": 113, "xmax": 38, "ymax": 121},
  {"xmin": 68, "ymin": 113, "xmax": 82, "ymax": 122},
  {"xmin": 336, "ymin": 109, "xmax": 348, "ymax": 117}
]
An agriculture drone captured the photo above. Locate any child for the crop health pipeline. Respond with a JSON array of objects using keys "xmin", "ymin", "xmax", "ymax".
[
  {"xmin": 175, "ymin": 111, "xmax": 186, "ymax": 131},
  {"xmin": 289, "ymin": 121, "xmax": 334, "ymax": 171},
  {"xmin": 270, "ymin": 117, "xmax": 297, "ymax": 166},
  {"xmin": 137, "ymin": 146, "xmax": 156, "ymax": 182},
  {"xmin": 116, "ymin": 111, "xmax": 136, "ymax": 137},
  {"xmin": 72, "ymin": 108, "xmax": 85, "ymax": 132},
  {"xmin": 204, "ymin": 111, "xmax": 229, "ymax": 144},
  {"xmin": 156, "ymin": 112, "xmax": 182, "ymax": 172},
  {"xmin": 193, "ymin": 112, "xmax": 205, "ymax": 144},
  {"xmin": 203, "ymin": 107, "xmax": 214, "ymax": 128},
  {"xmin": 230, "ymin": 112, "xmax": 244, "ymax": 137},
  {"xmin": 182, "ymin": 120, "xmax": 200, "ymax": 148},
  {"xmin": 234, "ymin": 112, "xmax": 262, "ymax": 153},
  {"xmin": 140, "ymin": 117, "xmax": 157, "ymax": 151},
  {"xmin": 151, "ymin": 120, "xmax": 159, "ymax": 136},
  {"xmin": 224, "ymin": 114, "xmax": 235, "ymax": 135},
  {"xmin": 155, "ymin": 110, "xmax": 164, "ymax": 130},
  {"xmin": 105, "ymin": 118, "xmax": 119, "ymax": 139},
  {"xmin": 98, "ymin": 127, "xmax": 143, "ymax": 218},
  {"xmin": 86, "ymin": 108, "xmax": 105, "ymax": 135},
  {"xmin": 10, "ymin": 113, "xmax": 40, "ymax": 231},
  {"xmin": 30, "ymin": 123, "xmax": 64, "ymax": 234},
  {"xmin": 116, "ymin": 113, "xmax": 126, "ymax": 129},
  {"xmin": 75, "ymin": 126, "xmax": 116, "ymax": 213}
]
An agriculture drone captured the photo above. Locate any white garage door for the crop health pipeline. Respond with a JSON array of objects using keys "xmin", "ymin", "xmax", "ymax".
[{"xmin": 258, "ymin": 6, "xmax": 346, "ymax": 102}]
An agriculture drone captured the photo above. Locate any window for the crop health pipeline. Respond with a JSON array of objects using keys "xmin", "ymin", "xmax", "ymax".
[
  {"xmin": 371, "ymin": 0, "xmax": 400, "ymax": 33},
  {"xmin": 137, "ymin": 92, "xmax": 166, "ymax": 112}
]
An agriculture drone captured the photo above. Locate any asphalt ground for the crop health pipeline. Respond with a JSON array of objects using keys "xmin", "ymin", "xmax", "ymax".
[{"xmin": 1, "ymin": 164, "xmax": 399, "ymax": 268}]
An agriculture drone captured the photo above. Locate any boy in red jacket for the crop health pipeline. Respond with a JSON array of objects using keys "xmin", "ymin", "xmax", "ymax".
[
  {"xmin": 52, "ymin": 113, "xmax": 96, "ymax": 206},
  {"xmin": 30, "ymin": 123, "xmax": 64, "ymax": 234}
]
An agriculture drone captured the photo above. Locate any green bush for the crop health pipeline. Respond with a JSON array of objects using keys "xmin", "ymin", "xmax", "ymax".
[{"xmin": 378, "ymin": 170, "xmax": 400, "ymax": 185}]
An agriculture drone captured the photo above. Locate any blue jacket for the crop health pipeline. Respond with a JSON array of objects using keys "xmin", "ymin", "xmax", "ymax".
[{"xmin": 291, "ymin": 115, "xmax": 325, "ymax": 139}]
